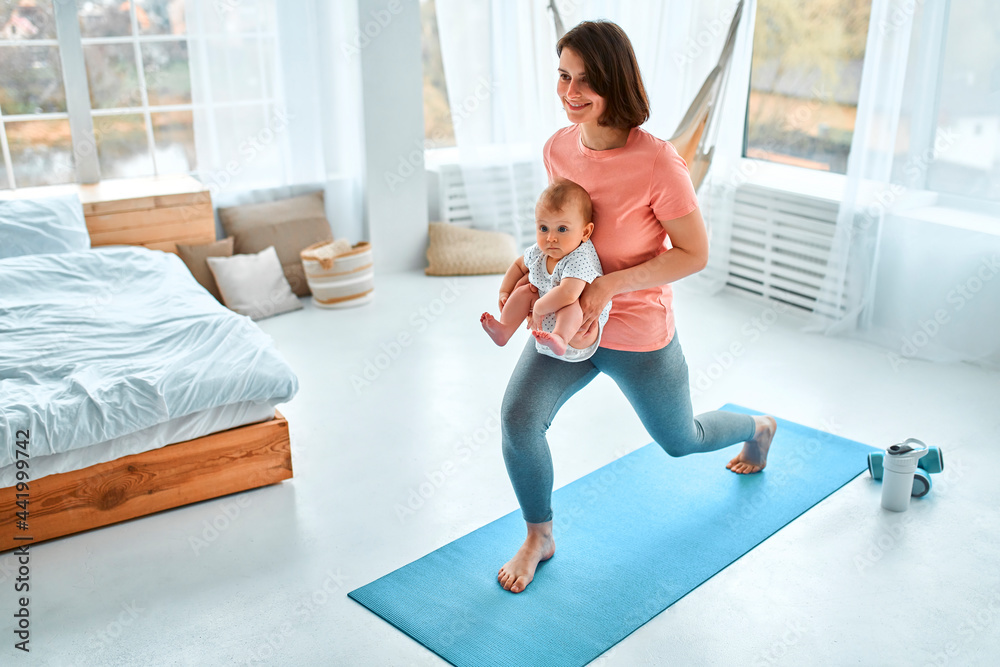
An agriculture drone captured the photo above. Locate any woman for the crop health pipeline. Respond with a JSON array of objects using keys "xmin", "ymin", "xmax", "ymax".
[{"xmin": 497, "ymin": 21, "xmax": 777, "ymax": 594}]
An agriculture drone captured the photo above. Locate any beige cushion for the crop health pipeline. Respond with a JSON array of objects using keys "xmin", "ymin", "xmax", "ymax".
[
  {"xmin": 218, "ymin": 191, "xmax": 333, "ymax": 296},
  {"xmin": 206, "ymin": 246, "xmax": 303, "ymax": 320},
  {"xmin": 425, "ymin": 222, "xmax": 518, "ymax": 276},
  {"xmin": 176, "ymin": 237, "xmax": 234, "ymax": 302}
]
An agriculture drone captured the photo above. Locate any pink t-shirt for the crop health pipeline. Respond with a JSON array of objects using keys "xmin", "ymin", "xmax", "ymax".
[{"xmin": 543, "ymin": 124, "xmax": 699, "ymax": 352}]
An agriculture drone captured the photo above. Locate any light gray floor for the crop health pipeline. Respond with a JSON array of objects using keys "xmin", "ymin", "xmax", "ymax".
[{"xmin": 6, "ymin": 271, "xmax": 999, "ymax": 666}]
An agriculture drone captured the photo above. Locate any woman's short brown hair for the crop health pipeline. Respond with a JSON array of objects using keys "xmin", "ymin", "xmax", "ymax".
[{"xmin": 557, "ymin": 21, "xmax": 649, "ymax": 129}]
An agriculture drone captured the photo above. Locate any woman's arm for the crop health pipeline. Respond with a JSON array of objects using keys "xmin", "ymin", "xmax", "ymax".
[
  {"xmin": 606, "ymin": 206, "xmax": 709, "ymax": 295},
  {"xmin": 577, "ymin": 206, "xmax": 709, "ymax": 332}
]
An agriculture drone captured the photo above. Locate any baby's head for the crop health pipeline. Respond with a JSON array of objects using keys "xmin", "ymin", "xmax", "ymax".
[{"xmin": 535, "ymin": 179, "xmax": 594, "ymax": 261}]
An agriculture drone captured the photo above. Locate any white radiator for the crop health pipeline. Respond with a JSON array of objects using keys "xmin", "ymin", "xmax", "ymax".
[
  {"xmin": 725, "ymin": 184, "xmax": 840, "ymax": 312},
  {"xmin": 437, "ymin": 166, "xmax": 842, "ymax": 314},
  {"xmin": 437, "ymin": 162, "xmax": 544, "ymax": 249}
]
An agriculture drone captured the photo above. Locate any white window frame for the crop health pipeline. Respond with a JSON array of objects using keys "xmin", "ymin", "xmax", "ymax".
[
  {"xmin": 740, "ymin": 0, "xmax": 1000, "ymax": 220},
  {"xmin": 0, "ymin": 0, "xmax": 279, "ymax": 190}
]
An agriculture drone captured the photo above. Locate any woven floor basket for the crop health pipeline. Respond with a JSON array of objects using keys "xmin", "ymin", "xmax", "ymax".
[{"xmin": 300, "ymin": 241, "xmax": 374, "ymax": 308}]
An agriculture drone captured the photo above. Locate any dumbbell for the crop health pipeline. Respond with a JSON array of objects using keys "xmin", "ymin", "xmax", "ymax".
[{"xmin": 868, "ymin": 446, "xmax": 943, "ymax": 498}]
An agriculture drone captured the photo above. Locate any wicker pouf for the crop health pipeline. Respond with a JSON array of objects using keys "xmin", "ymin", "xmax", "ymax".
[{"xmin": 300, "ymin": 241, "xmax": 374, "ymax": 308}]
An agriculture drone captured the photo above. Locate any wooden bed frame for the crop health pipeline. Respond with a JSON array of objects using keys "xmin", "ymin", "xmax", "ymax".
[{"xmin": 0, "ymin": 177, "xmax": 293, "ymax": 552}]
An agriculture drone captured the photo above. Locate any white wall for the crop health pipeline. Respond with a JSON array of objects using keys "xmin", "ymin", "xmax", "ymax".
[
  {"xmin": 358, "ymin": 0, "xmax": 429, "ymax": 274},
  {"xmin": 271, "ymin": 0, "xmax": 367, "ymax": 246},
  {"xmin": 869, "ymin": 209, "xmax": 1000, "ymax": 366}
]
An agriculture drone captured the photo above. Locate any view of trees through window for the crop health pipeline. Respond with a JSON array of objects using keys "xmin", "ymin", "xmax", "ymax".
[
  {"xmin": 1, "ymin": 0, "xmax": 273, "ymax": 190},
  {"xmin": 420, "ymin": 0, "xmax": 454, "ymax": 149},
  {"xmin": 0, "ymin": 0, "xmax": 71, "ymax": 188},
  {"xmin": 746, "ymin": 0, "xmax": 871, "ymax": 174},
  {"xmin": 4, "ymin": 2, "xmax": 991, "ymax": 194}
]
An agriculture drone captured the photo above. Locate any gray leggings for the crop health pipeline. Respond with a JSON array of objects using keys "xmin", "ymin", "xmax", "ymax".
[{"xmin": 501, "ymin": 333, "xmax": 757, "ymax": 523}]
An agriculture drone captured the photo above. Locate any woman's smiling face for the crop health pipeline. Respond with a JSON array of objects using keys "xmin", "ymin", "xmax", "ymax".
[{"xmin": 557, "ymin": 47, "xmax": 605, "ymax": 125}]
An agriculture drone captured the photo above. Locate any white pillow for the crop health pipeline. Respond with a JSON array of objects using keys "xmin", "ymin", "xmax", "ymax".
[
  {"xmin": 206, "ymin": 246, "xmax": 303, "ymax": 320},
  {"xmin": 0, "ymin": 194, "xmax": 90, "ymax": 259}
]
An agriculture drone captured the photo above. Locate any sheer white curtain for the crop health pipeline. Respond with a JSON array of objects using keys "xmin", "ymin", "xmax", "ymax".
[
  {"xmin": 185, "ymin": 0, "xmax": 365, "ymax": 242},
  {"xmin": 435, "ymin": 0, "xmax": 556, "ymax": 247},
  {"xmin": 669, "ymin": 0, "xmax": 756, "ymax": 294},
  {"xmin": 435, "ymin": 0, "xmax": 747, "ymax": 249},
  {"xmin": 809, "ymin": 0, "xmax": 1000, "ymax": 368}
]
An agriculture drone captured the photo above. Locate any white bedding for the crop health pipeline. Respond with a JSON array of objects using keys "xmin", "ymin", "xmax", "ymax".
[
  {"xmin": 0, "ymin": 400, "xmax": 278, "ymax": 487},
  {"xmin": 0, "ymin": 245, "xmax": 299, "ymax": 470}
]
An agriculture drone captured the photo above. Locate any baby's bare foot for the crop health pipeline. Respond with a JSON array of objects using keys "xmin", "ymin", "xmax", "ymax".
[
  {"xmin": 498, "ymin": 531, "xmax": 555, "ymax": 594},
  {"xmin": 481, "ymin": 313, "xmax": 512, "ymax": 346},
  {"xmin": 532, "ymin": 330, "xmax": 567, "ymax": 356},
  {"xmin": 727, "ymin": 415, "xmax": 777, "ymax": 474}
]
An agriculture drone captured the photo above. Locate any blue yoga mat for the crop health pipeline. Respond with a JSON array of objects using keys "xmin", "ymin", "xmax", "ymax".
[{"xmin": 349, "ymin": 405, "xmax": 879, "ymax": 666}]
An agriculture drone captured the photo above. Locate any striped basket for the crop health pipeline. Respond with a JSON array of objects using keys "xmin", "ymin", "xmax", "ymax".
[{"xmin": 300, "ymin": 241, "xmax": 374, "ymax": 308}]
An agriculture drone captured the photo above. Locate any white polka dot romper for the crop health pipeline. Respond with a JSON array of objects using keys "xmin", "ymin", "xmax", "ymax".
[{"xmin": 524, "ymin": 239, "xmax": 612, "ymax": 362}]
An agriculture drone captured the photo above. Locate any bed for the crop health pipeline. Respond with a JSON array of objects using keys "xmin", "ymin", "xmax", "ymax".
[{"xmin": 0, "ymin": 188, "xmax": 298, "ymax": 552}]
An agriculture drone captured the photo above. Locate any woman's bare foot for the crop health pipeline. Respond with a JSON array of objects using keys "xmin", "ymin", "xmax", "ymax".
[
  {"xmin": 498, "ymin": 522, "xmax": 555, "ymax": 593},
  {"xmin": 727, "ymin": 415, "xmax": 777, "ymax": 474},
  {"xmin": 532, "ymin": 330, "xmax": 567, "ymax": 356},
  {"xmin": 481, "ymin": 313, "xmax": 513, "ymax": 346}
]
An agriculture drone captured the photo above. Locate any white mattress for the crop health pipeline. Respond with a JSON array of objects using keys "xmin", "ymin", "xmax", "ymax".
[
  {"xmin": 0, "ymin": 400, "xmax": 277, "ymax": 487},
  {"xmin": 0, "ymin": 246, "xmax": 299, "ymax": 468}
]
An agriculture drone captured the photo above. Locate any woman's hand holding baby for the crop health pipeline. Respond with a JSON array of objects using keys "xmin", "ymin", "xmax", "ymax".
[{"xmin": 577, "ymin": 275, "xmax": 615, "ymax": 336}]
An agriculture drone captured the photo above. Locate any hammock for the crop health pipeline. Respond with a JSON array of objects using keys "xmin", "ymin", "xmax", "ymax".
[{"xmin": 547, "ymin": 1, "xmax": 745, "ymax": 191}]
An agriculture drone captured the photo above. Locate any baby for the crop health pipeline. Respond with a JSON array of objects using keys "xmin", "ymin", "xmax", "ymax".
[{"xmin": 481, "ymin": 179, "xmax": 611, "ymax": 362}]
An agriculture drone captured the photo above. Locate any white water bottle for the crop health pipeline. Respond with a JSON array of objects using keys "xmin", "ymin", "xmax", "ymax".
[{"xmin": 881, "ymin": 438, "xmax": 929, "ymax": 512}]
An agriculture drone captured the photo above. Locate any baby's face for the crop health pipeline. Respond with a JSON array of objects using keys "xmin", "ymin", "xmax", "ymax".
[{"xmin": 535, "ymin": 204, "xmax": 594, "ymax": 262}]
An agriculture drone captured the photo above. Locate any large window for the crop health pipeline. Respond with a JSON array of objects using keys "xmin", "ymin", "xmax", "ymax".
[
  {"xmin": 745, "ymin": 0, "xmax": 871, "ymax": 174},
  {"xmin": 79, "ymin": 0, "xmax": 194, "ymax": 181},
  {"xmin": 420, "ymin": 0, "xmax": 454, "ymax": 149},
  {"xmin": 0, "ymin": 0, "xmax": 279, "ymax": 190},
  {"xmin": 922, "ymin": 0, "xmax": 1000, "ymax": 202},
  {"xmin": 0, "ymin": 1, "xmax": 70, "ymax": 188}
]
